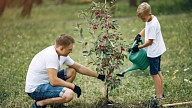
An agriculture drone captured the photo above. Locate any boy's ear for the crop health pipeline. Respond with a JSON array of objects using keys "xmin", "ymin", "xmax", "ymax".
[{"xmin": 149, "ymin": 13, "xmax": 152, "ymax": 16}]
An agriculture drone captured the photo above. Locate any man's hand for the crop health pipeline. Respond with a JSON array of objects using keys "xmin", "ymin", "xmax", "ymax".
[
  {"xmin": 97, "ymin": 74, "xmax": 105, "ymax": 81},
  {"xmin": 134, "ymin": 34, "xmax": 141, "ymax": 42},
  {"xmin": 73, "ymin": 85, "xmax": 81, "ymax": 98}
]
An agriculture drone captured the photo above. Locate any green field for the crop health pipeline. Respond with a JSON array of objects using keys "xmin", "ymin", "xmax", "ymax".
[{"xmin": 0, "ymin": 0, "xmax": 192, "ymax": 107}]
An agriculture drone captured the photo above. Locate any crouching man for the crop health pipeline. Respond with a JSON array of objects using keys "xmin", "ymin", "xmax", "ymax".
[{"xmin": 25, "ymin": 34, "xmax": 105, "ymax": 108}]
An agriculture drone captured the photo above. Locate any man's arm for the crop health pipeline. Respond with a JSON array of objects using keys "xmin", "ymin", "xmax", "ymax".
[
  {"xmin": 70, "ymin": 62, "xmax": 99, "ymax": 78},
  {"xmin": 47, "ymin": 68, "xmax": 75, "ymax": 89}
]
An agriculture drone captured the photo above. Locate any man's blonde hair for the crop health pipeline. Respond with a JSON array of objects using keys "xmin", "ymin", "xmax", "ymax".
[{"xmin": 137, "ymin": 2, "xmax": 151, "ymax": 17}]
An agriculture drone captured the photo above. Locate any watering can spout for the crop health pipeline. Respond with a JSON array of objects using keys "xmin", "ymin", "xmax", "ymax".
[
  {"xmin": 123, "ymin": 64, "xmax": 140, "ymax": 72},
  {"xmin": 116, "ymin": 64, "xmax": 140, "ymax": 77}
]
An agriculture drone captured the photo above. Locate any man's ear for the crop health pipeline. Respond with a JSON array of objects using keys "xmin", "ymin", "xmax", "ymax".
[{"xmin": 60, "ymin": 46, "xmax": 64, "ymax": 51}]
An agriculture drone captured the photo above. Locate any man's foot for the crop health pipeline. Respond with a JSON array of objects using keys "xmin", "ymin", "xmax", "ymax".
[{"xmin": 32, "ymin": 102, "xmax": 46, "ymax": 108}]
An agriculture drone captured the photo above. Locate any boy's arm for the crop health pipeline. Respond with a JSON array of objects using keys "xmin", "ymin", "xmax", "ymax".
[
  {"xmin": 138, "ymin": 28, "xmax": 153, "ymax": 49},
  {"xmin": 132, "ymin": 28, "xmax": 152, "ymax": 51},
  {"xmin": 138, "ymin": 39, "xmax": 153, "ymax": 49},
  {"xmin": 138, "ymin": 28, "xmax": 145, "ymax": 36},
  {"xmin": 135, "ymin": 28, "xmax": 145, "ymax": 42}
]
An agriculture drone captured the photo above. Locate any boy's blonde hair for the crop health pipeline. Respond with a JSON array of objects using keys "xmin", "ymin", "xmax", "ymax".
[{"xmin": 137, "ymin": 2, "xmax": 151, "ymax": 17}]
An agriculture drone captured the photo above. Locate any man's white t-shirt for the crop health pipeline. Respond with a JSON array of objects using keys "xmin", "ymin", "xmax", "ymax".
[
  {"xmin": 25, "ymin": 46, "xmax": 74, "ymax": 93},
  {"xmin": 145, "ymin": 15, "xmax": 166, "ymax": 57}
]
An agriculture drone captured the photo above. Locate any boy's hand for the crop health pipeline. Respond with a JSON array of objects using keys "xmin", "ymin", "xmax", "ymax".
[
  {"xmin": 134, "ymin": 34, "xmax": 141, "ymax": 42},
  {"xmin": 73, "ymin": 85, "xmax": 81, "ymax": 98},
  {"xmin": 127, "ymin": 48, "xmax": 132, "ymax": 52},
  {"xmin": 132, "ymin": 45, "xmax": 139, "ymax": 52}
]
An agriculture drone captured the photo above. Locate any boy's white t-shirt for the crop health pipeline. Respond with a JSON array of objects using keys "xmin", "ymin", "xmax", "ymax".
[
  {"xmin": 25, "ymin": 46, "xmax": 74, "ymax": 93},
  {"xmin": 145, "ymin": 15, "xmax": 166, "ymax": 57}
]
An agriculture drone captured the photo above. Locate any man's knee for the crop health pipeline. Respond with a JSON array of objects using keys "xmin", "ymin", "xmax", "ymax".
[
  {"xmin": 67, "ymin": 68, "xmax": 76, "ymax": 77},
  {"xmin": 61, "ymin": 89, "xmax": 74, "ymax": 102}
]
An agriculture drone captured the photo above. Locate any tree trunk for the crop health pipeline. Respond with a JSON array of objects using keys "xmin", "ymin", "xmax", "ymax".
[
  {"xmin": 129, "ymin": 0, "xmax": 137, "ymax": 7},
  {"xmin": 21, "ymin": 0, "xmax": 34, "ymax": 17},
  {"xmin": 35, "ymin": 0, "xmax": 42, "ymax": 5},
  {"xmin": 0, "ymin": 0, "xmax": 6, "ymax": 16},
  {"xmin": 141, "ymin": 0, "xmax": 149, "ymax": 2},
  {"xmin": 19, "ymin": 0, "xmax": 25, "ymax": 7},
  {"xmin": 6, "ymin": 0, "xmax": 13, "ymax": 8},
  {"xmin": 57, "ymin": 0, "xmax": 65, "ymax": 5}
]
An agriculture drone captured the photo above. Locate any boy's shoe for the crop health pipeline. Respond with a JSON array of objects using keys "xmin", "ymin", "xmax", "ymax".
[
  {"xmin": 162, "ymin": 94, "xmax": 166, "ymax": 99},
  {"xmin": 32, "ymin": 102, "xmax": 47, "ymax": 108},
  {"xmin": 153, "ymin": 94, "xmax": 166, "ymax": 100}
]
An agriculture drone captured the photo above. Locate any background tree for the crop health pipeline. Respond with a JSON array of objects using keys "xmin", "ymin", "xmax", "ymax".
[
  {"xmin": 35, "ymin": 0, "xmax": 43, "ymax": 5},
  {"xmin": 0, "ymin": 0, "xmax": 6, "ymax": 16},
  {"xmin": 57, "ymin": 0, "xmax": 65, "ymax": 5},
  {"xmin": 129, "ymin": 0, "xmax": 149, "ymax": 7},
  {"xmin": 129, "ymin": 0, "xmax": 136, "ymax": 7},
  {"xmin": 6, "ymin": 0, "xmax": 14, "ymax": 8},
  {"xmin": 21, "ymin": 0, "xmax": 34, "ymax": 17},
  {"xmin": 21, "ymin": 0, "xmax": 42, "ymax": 17}
]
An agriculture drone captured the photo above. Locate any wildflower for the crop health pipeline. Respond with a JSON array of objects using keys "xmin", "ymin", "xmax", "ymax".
[
  {"xmin": 172, "ymin": 76, "xmax": 176, "ymax": 80},
  {"xmin": 173, "ymin": 70, "xmax": 179, "ymax": 75}
]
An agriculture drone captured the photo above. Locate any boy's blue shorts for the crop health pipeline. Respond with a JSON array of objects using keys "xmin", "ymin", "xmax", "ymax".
[
  {"xmin": 28, "ymin": 69, "xmax": 68, "ymax": 101},
  {"xmin": 148, "ymin": 56, "xmax": 161, "ymax": 75}
]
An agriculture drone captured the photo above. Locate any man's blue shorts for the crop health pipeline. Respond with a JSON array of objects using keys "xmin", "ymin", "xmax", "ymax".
[
  {"xmin": 148, "ymin": 56, "xmax": 161, "ymax": 75},
  {"xmin": 27, "ymin": 69, "xmax": 68, "ymax": 101}
]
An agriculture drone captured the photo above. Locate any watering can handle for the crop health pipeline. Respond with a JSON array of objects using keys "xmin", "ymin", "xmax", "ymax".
[
  {"xmin": 132, "ymin": 40, "xmax": 143, "ymax": 48},
  {"xmin": 129, "ymin": 40, "xmax": 143, "ymax": 55}
]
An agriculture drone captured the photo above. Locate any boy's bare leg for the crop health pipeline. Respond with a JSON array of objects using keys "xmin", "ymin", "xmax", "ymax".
[
  {"xmin": 36, "ymin": 89, "xmax": 74, "ymax": 106},
  {"xmin": 152, "ymin": 74, "xmax": 163, "ymax": 98},
  {"xmin": 158, "ymin": 71, "xmax": 163, "ymax": 92}
]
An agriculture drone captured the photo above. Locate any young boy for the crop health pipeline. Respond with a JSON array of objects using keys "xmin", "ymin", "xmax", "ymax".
[{"xmin": 132, "ymin": 2, "xmax": 166, "ymax": 99}]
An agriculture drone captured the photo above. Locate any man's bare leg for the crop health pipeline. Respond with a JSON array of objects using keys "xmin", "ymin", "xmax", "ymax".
[
  {"xmin": 35, "ymin": 68, "xmax": 77, "ymax": 106},
  {"xmin": 66, "ymin": 68, "xmax": 76, "ymax": 83},
  {"xmin": 36, "ymin": 89, "xmax": 74, "ymax": 106}
]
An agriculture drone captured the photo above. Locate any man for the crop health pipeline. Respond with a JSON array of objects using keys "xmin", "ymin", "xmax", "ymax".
[{"xmin": 25, "ymin": 34, "xmax": 105, "ymax": 107}]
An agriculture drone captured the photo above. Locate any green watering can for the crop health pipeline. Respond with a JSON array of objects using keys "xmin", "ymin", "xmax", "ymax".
[{"xmin": 116, "ymin": 40, "xmax": 149, "ymax": 77}]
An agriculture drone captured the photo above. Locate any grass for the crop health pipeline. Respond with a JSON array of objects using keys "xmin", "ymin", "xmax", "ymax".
[{"xmin": 0, "ymin": 0, "xmax": 192, "ymax": 107}]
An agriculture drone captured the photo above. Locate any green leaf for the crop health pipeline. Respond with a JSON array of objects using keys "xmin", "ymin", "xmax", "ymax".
[
  {"xmin": 77, "ymin": 41, "xmax": 82, "ymax": 43},
  {"xmin": 88, "ymin": 61, "xmax": 93, "ymax": 65},
  {"xmin": 82, "ymin": 51, "xmax": 89, "ymax": 56},
  {"xmin": 80, "ymin": 28, "xmax": 83, "ymax": 34},
  {"xmin": 85, "ymin": 42, "xmax": 88, "ymax": 46}
]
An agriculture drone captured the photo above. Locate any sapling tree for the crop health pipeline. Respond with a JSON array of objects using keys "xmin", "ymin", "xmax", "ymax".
[{"xmin": 75, "ymin": 0, "xmax": 127, "ymax": 101}]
